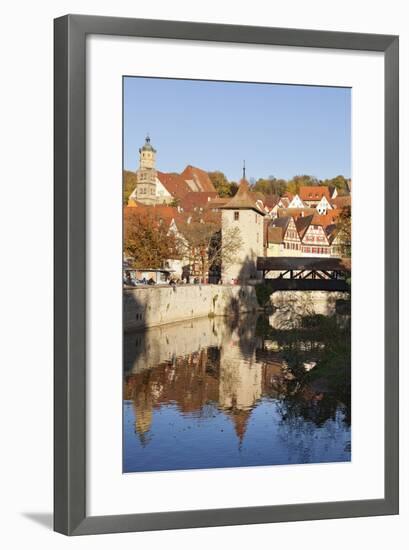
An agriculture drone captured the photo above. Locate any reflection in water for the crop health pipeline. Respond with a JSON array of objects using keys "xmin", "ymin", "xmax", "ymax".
[{"xmin": 123, "ymin": 294, "xmax": 351, "ymax": 472}]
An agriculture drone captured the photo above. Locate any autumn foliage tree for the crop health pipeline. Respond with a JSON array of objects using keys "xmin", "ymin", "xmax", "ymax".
[
  {"xmin": 208, "ymin": 171, "xmax": 238, "ymax": 197},
  {"xmin": 286, "ymin": 175, "xmax": 320, "ymax": 195},
  {"xmin": 336, "ymin": 206, "xmax": 352, "ymax": 258},
  {"xmin": 253, "ymin": 177, "xmax": 287, "ymax": 196},
  {"xmin": 175, "ymin": 216, "xmax": 243, "ymax": 282},
  {"xmin": 123, "ymin": 170, "xmax": 138, "ymax": 205},
  {"xmin": 124, "ymin": 209, "xmax": 179, "ymax": 268},
  {"xmin": 321, "ymin": 175, "xmax": 350, "ymax": 192}
]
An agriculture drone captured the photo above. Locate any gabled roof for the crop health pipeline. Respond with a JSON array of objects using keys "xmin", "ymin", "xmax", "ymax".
[
  {"xmin": 282, "ymin": 191, "xmax": 294, "ymax": 201},
  {"xmin": 325, "ymin": 223, "xmax": 339, "ymax": 244},
  {"xmin": 267, "ymin": 216, "xmax": 293, "ymax": 245},
  {"xmin": 277, "ymin": 208, "xmax": 316, "ymax": 219},
  {"xmin": 180, "ymin": 165, "xmax": 216, "ymax": 193},
  {"xmin": 220, "ymin": 179, "xmax": 266, "ymax": 215},
  {"xmin": 295, "ymin": 214, "xmax": 314, "ymax": 239},
  {"xmin": 262, "ymin": 195, "xmax": 280, "ymax": 209},
  {"xmin": 311, "ymin": 211, "xmax": 341, "ymax": 227},
  {"xmin": 278, "ymin": 197, "xmax": 291, "ymax": 208},
  {"xmin": 271, "ymin": 216, "xmax": 292, "ymax": 231},
  {"xmin": 288, "ymin": 194, "xmax": 307, "ymax": 208},
  {"xmin": 331, "ymin": 195, "xmax": 351, "ymax": 209},
  {"xmin": 179, "ymin": 191, "xmax": 218, "ymax": 211},
  {"xmin": 268, "ymin": 226, "xmax": 285, "ymax": 244},
  {"xmin": 157, "ymin": 171, "xmax": 192, "ymax": 199},
  {"xmin": 299, "ymin": 186, "xmax": 331, "ymax": 202}
]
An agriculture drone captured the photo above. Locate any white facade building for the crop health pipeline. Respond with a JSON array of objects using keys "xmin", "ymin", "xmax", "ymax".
[{"xmin": 221, "ymin": 178, "xmax": 266, "ymax": 283}]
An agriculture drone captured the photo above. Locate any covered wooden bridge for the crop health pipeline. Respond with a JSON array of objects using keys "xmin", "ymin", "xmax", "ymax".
[{"xmin": 257, "ymin": 257, "xmax": 351, "ymax": 292}]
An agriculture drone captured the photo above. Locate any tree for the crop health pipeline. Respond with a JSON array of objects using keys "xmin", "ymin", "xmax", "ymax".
[
  {"xmin": 176, "ymin": 218, "xmax": 243, "ymax": 282},
  {"xmin": 124, "ymin": 209, "xmax": 179, "ymax": 268},
  {"xmin": 123, "ymin": 170, "xmax": 138, "ymax": 205},
  {"xmin": 229, "ymin": 181, "xmax": 238, "ymax": 196},
  {"xmin": 208, "ymin": 171, "xmax": 237, "ymax": 197},
  {"xmin": 286, "ymin": 175, "xmax": 319, "ymax": 195},
  {"xmin": 320, "ymin": 175, "xmax": 350, "ymax": 193},
  {"xmin": 170, "ymin": 197, "xmax": 180, "ymax": 207},
  {"xmin": 254, "ymin": 177, "xmax": 287, "ymax": 196},
  {"xmin": 336, "ymin": 206, "xmax": 351, "ymax": 258}
]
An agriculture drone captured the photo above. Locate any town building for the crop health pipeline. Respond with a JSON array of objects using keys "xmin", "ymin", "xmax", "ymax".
[
  {"xmin": 220, "ymin": 175, "xmax": 266, "ymax": 283},
  {"xmin": 266, "ymin": 209, "xmax": 345, "ymax": 258},
  {"xmin": 287, "ymin": 194, "xmax": 306, "ymax": 209},
  {"xmin": 299, "ymin": 185, "xmax": 331, "ymax": 207},
  {"xmin": 297, "ymin": 215, "xmax": 332, "ymax": 257},
  {"xmin": 128, "ymin": 136, "xmax": 217, "ymax": 206},
  {"xmin": 131, "ymin": 135, "xmax": 160, "ymax": 205},
  {"xmin": 315, "ymin": 194, "xmax": 333, "ymax": 215}
]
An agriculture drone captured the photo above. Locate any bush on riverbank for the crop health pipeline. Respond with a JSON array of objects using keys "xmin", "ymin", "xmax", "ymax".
[{"xmin": 255, "ymin": 283, "xmax": 272, "ymax": 308}]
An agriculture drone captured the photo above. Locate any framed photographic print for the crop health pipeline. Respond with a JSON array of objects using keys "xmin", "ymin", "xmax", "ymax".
[{"xmin": 54, "ymin": 14, "xmax": 399, "ymax": 535}]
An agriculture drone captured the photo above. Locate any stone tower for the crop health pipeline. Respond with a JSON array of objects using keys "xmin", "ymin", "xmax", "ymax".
[
  {"xmin": 135, "ymin": 135, "xmax": 157, "ymax": 205},
  {"xmin": 221, "ymin": 171, "xmax": 266, "ymax": 283}
]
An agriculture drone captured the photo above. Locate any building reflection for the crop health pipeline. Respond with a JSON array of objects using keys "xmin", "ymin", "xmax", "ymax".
[{"xmin": 124, "ymin": 315, "xmax": 306, "ymax": 445}]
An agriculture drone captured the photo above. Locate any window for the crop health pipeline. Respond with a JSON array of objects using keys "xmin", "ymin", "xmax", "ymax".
[{"xmin": 234, "ymin": 211, "xmax": 239, "ymax": 221}]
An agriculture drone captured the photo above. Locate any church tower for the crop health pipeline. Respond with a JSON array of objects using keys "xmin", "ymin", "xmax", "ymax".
[
  {"xmin": 135, "ymin": 135, "xmax": 157, "ymax": 205},
  {"xmin": 220, "ymin": 163, "xmax": 266, "ymax": 283}
]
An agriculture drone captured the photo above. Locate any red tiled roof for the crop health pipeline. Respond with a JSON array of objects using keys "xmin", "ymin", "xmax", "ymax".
[
  {"xmin": 157, "ymin": 171, "xmax": 191, "ymax": 199},
  {"xmin": 124, "ymin": 204, "xmax": 182, "ymax": 228},
  {"xmin": 124, "ymin": 204, "xmax": 222, "ymax": 239},
  {"xmin": 299, "ymin": 186, "xmax": 331, "ymax": 202},
  {"xmin": 180, "ymin": 165, "xmax": 216, "ymax": 193},
  {"xmin": 331, "ymin": 195, "xmax": 351, "ymax": 209},
  {"xmin": 126, "ymin": 199, "xmax": 145, "ymax": 207},
  {"xmin": 262, "ymin": 195, "xmax": 280, "ymax": 209},
  {"xmin": 311, "ymin": 211, "xmax": 341, "ymax": 227},
  {"xmin": 277, "ymin": 208, "xmax": 316, "ymax": 219},
  {"xmin": 179, "ymin": 191, "xmax": 218, "ymax": 211}
]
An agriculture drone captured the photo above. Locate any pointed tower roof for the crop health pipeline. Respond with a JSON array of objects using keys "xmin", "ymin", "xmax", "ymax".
[
  {"xmin": 221, "ymin": 178, "xmax": 266, "ymax": 215},
  {"xmin": 229, "ymin": 408, "xmax": 252, "ymax": 444}
]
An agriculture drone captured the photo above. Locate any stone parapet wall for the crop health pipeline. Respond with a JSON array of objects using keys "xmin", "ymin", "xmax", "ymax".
[{"xmin": 124, "ymin": 284, "xmax": 259, "ymax": 331}]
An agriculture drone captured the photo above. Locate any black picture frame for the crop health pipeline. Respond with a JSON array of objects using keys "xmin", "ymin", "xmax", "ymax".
[{"xmin": 54, "ymin": 14, "xmax": 399, "ymax": 535}]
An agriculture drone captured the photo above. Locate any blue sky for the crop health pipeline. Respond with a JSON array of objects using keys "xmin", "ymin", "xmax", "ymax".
[{"xmin": 123, "ymin": 77, "xmax": 350, "ymax": 182}]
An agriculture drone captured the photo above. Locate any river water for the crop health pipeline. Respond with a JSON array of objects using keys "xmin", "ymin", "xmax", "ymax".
[{"xmin": 123, "ymin": 293, "xmax": 351, "ymax": 473}]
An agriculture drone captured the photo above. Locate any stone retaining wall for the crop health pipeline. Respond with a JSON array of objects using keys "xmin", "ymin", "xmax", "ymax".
[{"xmin": 124, "ymin": 284, "xmax": 259, "ymax": 331}]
